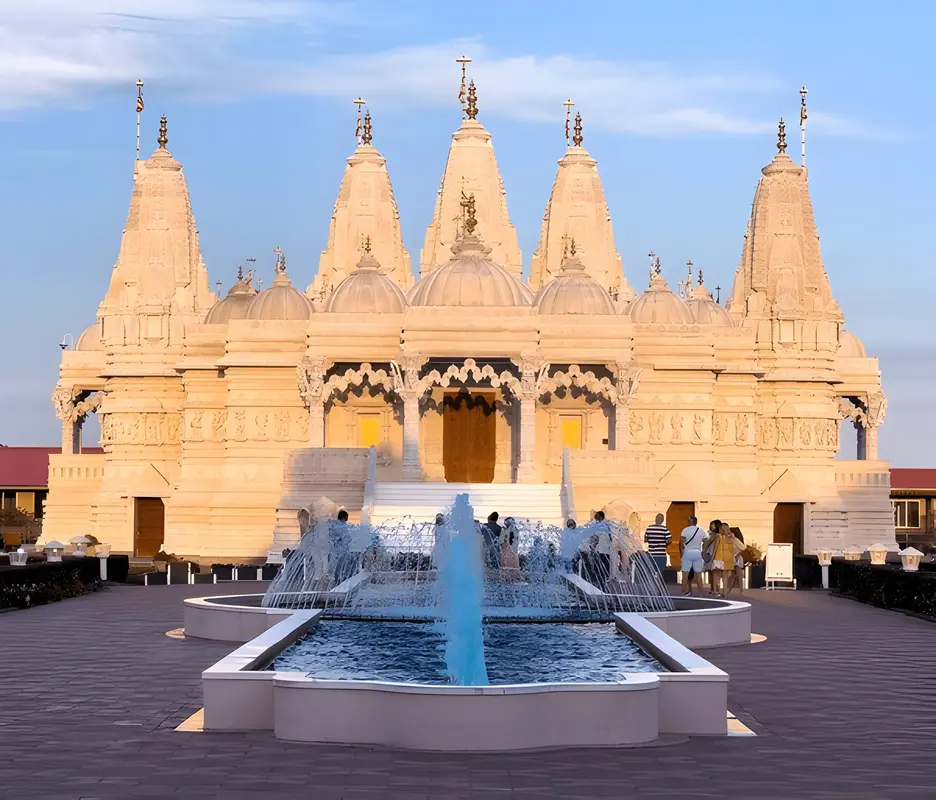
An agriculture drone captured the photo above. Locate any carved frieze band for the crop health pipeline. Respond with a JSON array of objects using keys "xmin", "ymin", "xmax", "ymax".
[
  {"xmin": 100, "ymin": 412, "xmax": 181, "ymax": 445},
  {"xmin": 757, "ymin": 417, "xmax": 839, "ymax": 451},
  {"xmin": 628, "ymin": 410, "xmax": 712, "ymax": 445},
  {"xmin": 183, "ymin": 408, "xmax": 309, "ymax": 443}
]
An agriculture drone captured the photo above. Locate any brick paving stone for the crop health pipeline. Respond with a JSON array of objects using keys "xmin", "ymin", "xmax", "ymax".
[{"xmin": 2, "ymin": 583, "xmax": 936, "ymax": 798}]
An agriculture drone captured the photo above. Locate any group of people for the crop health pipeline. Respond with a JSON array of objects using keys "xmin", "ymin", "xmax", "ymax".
[
  {"xmin": 478, "ymin": 512, "xmax": 521, "ymax": 571},
  {"xmin": 642, "ymin": 513, "xmax": 747, "ymax": 597}
]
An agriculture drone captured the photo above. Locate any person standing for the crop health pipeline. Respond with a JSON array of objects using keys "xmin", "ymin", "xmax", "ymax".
[
  {"xmin": 679, "ymin": 515, "xmax": 705, "ymax": 595},
  {"xmin": 481, "ymin": 512, "xmax": 502, "ymax": 569},
  {"xmin": 643, "ymin": 513, "xmax": 672, "ymax": 573},
  {"xmin": 726, "ymin": 527, "xmax": 746, "ymax": 595}
]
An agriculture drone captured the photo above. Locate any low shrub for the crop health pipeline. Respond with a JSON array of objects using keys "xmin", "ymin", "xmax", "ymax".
[{"xmin": 0, "ymin": 557, "xmax": 101, "ymax": 609}]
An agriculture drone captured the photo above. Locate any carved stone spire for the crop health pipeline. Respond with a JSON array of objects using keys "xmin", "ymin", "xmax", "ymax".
[
  {"xmin": 97, "ymin": 119, "xmax": 213, "ymax": 350},
  {"xmin": 530, "ymin": 113, "xmax": 632, "ymax": 299},
  {"xmin": 419, "ymin": 81, "xmax": 521, "ymax": 277},
  {"xmin": 727, "ymin": 129, "xmax": 843, "ymax": 334},
  {"xmin": 311, "ymin": 115, "xmax": 412, "ymax": 299}
]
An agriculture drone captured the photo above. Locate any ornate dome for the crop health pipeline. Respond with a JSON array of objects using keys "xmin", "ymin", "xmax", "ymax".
[
  {"xmin": 246, "ymin": 261, "xmax": 314, "ymax": 321},
  {"xmin": 408, "ymin": 234, "xmax": 533, "ymax": 308},
  {"xmin": 686, "ymin": 284, "xmax": 732, "ymax": 327},
  {"xmin": 76, "ymin": 323, "xmax": 103, "ymax": 351},
  {"xmin": 325, "ymin": 251, "xmax": 407, "ymax": 313},
  {"xmin": 627, "ymin": 273, "xmax": 693, "ymax": 325},
  {"xmin": 838, "ymin": 329, "xmax": 867, "ymax": 358},
  {"xmin": 205, "ymin": 268, "xmax": 257, "ymax": 324},
  {"xmin": 533, "ymin": 252, "xmax": 615, "ymax": 315}
]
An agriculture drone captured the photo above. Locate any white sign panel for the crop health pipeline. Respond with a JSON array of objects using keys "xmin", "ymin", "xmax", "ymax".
[{"xmin": 766, "ymin": 543, "xmax": 794, "ymax": 583}]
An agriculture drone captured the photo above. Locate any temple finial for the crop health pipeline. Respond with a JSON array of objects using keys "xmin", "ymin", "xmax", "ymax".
[
  {"xmin": 648, "ymin": 251, "xmax": 662, "ymax": 279},
  {"xmin": 569, "ymin": 237, "xmax": 577, "ymax": 257},
  {"xmin": 362, "ymin": 111, "xmax": 372, "ymax": 145},
  {"xmin": 460, "ymin": 191, "xmax": 477, "ymax": 235},
  {"xmin": 777, "ymin": 118, "xmax": 787, "ymax": 153},
  {"xmin": 799, "ymin": 86, "xmax": 808, "ymax": 168},
  {"xmin": 572, "ymin": 112, "xmax": 583, "ymax": 147},
  {"xmin": 456, "ymin": 56, "xmax": 472, "ymax": 117},
  {"xmin": 237, "ymin": 264, "xmax": 244, "ymax": 281},
  {"xmin": 563, "ymin": 99, "xmax": 575, "ymax": 145},
  {"xmin": 466, "ymin": 80, "xmax": 478, "ymax": 120},
  {"xmin": 157, "ymin": 114, "xmax": 168, "ymax": 149},
  {"xmin": 362, "ymin": 234, "xmax": 372, "ymax": 254},
  {"xmin": 273, "ymin": 246, "xmax": 286, "ymax": 273},
  {"xmin": 698, "ymin": 268, "xmax": 704, "ymax": 286},
  {"xmin": 353, "ymin": 97, "xmax": 366, "ymax": 143}
]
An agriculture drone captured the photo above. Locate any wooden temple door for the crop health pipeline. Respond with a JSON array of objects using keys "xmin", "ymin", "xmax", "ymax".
[
  {"xmin": 443, "ymin": 392, "xmax": 496, "ymax": 483},
  {"xmin": 666, "ymin": 501, "xmax": 695, "ymax": 567},
  {"xmin": 773, "ymin": 503, "xmax": 804, "ymax": 555},
  {"xmin": 134, "ymin": 497, "xmax": 165, "ymax": 557}
]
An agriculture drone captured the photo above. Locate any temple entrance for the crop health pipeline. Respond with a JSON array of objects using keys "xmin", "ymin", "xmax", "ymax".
[
  {"xmin": 443, "ymin": 391, "xmax": 496, "ymax": 483},
  {"xmin": 773, "ymin": 502, "xmax": 804, "ymax": 555},
  {"xmin": 666, "ymin": 501, "xmax": 695, "ymax": 567},
  {"xmin": 134, "ymin": 497, "xmax": 165, "ymax": 557}
]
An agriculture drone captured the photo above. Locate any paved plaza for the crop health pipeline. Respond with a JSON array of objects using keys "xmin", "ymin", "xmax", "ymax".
[{"xmin": 1, "ymin": 584, "xmax": 935, "ymax": 799}]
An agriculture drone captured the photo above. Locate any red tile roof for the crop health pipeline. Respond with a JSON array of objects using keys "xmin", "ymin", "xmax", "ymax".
[
  {"xmin": 0, "ymin": 446, "xmax": 103, "ymax": 488},
  {"xmin": 890, "ymin": 468, "xmax": 936, "ymax": 491}
]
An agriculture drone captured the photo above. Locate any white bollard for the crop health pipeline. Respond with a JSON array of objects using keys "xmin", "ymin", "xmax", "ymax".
[{"xmin": 817, "ymin": 550, "xmax": 834, "ymax": 590}]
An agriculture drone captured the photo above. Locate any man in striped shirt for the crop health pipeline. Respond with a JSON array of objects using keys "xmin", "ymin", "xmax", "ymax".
[{"xmin": 643, "ymin": 514, "xmax": 671, "ymax": 572}]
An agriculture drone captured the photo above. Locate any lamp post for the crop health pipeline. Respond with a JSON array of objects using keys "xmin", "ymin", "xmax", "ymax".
[
  {"xmin": 868, "ymin": 543, "xmax": 889, "ymax": 566},
  {"xmin": 817, "ymin": 549, "xmax": 834, "ymax": 589},
  {"xmin": 45, "ymin": 541, "xmax": 65, "ymax": 562},
  {"xmin": 899, "ymin": 546, "xmax": 923, "ymax": 572},
  {"xmin": 96, "ymin": 543, "xmax": 112, "ymax": 581}
]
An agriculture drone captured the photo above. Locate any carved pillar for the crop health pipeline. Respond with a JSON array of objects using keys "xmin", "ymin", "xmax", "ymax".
[
  {"xmin": 865, "ymin": 425, "xmax": 879, "ymax": 460},
  {"xmin": 515, "ymin": 355, "xmax": 544, "ymax": 483},
  {"xmin": 52, "ymin": 388, "xmax": 101, "ymax": 455},
  {"xmin": 856, "ymin": 421, "xmax": 867, "ymax": 461},
  {"xmin": 297, "ymin": 358, "xmax": 326, "ymax": 448},
  {"xmin": 396, "ymin": 355, "xmax": 425, "ymax": 481},
  {"xmin": 614, "ymin": 364, "xmax": 641, "ymax": 451}
]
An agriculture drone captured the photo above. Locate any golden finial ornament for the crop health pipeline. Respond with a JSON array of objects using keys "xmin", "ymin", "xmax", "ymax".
[
  {"xmin": 460, "ymin": 191, "xmax": 478, "ymax": 235},
  {"xmin": 466, "ymin": 80, "xmax": 478, "ymax": 120},
  {"xmin": 456, "ymin": 55, "xmax": 472, "ymax": 116},
  {"xmin": 572, "ymin": 112, "xmax": 583, "ymax": 147},
  {"xmin": 362, "ymin": 234, "xmax": 372, "ymax": 254},
  {"xmin": 157, "ymin": 114, "xmax": 168, "ymax": 148},
  {"xmin": 353, "ymin": 97, "xmax": 366, "ymax": 142},
  {"xmin": 648, "ymin": 251, "xmax": 662, "ymax": 279},
  {"xmin": 273, "ymin": 246, "xmax": 286, "ymax": 273},
  {"xmin": 237, "ymin": 264, "xmax": 244, "ymax": 281},
  {"xmin": 800, "ymin": 86, "xmax": 808, "ymax": 125},
  {"xmin": 698, "ymin": 268, "xmax": 704, "ymax": 286},
  {"xmin": 563, "ymin": 99, "xmax": 575, "ymax": 144},
  {"xmin": 362, "ymin": 111, "xmax": 372, "ymax": 145},
  {"xmin": 777, "ymin": 118, "xmax": 787, "ymax": 153},
  {"xmin": 569, "ymin": 238, "xmax": 577, "ymax": 257}
]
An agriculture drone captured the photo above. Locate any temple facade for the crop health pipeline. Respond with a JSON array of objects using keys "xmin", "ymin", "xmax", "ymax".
[{"xmin": 43, "ymin": 92, "xmax": 895, "ymax": 563}]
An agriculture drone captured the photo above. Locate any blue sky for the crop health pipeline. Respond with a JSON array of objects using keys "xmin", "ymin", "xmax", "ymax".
[{"xmin": 0, "ymin": 0, "xmax": 932, "ymax": 465}]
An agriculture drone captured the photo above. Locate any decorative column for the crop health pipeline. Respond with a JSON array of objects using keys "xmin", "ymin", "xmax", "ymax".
[
  {"xmin": 394, "ymin": 355, "xmax": 425, "ymax": 480},
  {"xmin": 516, "ymin": 356, "xmax": 545, "ymax": 483},
  {"xmin": 613, "ymin": 364, "xmax": 642, "ymax": 451},
  {"xmin": 864, "ymin": 391, "xmax": 887, "ymax": 461},
  {"xmin": 51, "ymin": 387, "xmax": 101, "ymax": 454},
  {"xmin": 297, "ymin": 358, "xmax": 326, "ymax": 447}
]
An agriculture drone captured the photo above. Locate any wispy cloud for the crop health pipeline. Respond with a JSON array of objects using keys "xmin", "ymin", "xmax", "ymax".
[{"xmin": 0, "ymin": 4, "xmax": 877, "ymax": 138}]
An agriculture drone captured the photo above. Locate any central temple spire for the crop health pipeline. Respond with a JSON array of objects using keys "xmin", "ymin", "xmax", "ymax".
[
  {"xmin": 420, "ymin": 69, "xmax": 522, "ymax": 277},
  {"xmin": 530, "ymin": 108, "xmax": 632, "ymax": 300},
  {"xmin": 312, "ymin": 104, "xmax": 412, "ymax": 300}
]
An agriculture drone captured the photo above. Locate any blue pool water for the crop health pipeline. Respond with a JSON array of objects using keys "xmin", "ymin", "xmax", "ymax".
[{"xmin": 271, "ymin": 621, "xmax": 663, "ymax": 684}]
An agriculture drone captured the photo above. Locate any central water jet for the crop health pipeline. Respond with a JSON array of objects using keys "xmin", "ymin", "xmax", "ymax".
[{"xmin": 435, "ymin": 493, "xmax": 488, "ymax": 685}]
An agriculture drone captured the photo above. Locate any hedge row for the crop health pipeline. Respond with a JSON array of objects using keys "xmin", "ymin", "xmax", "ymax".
[
  {"xmin": 0, "ymin": 557, "xmax": 101, "ymax": 610},
  {"xmin": 831, "ymin": 559, "xmax": 936, "ymax": 619}
]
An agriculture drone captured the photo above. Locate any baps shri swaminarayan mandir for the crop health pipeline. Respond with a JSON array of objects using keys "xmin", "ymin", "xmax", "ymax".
[{"xmin": 41, "ymin": 79, "xmax": 896, "ymax": 563}]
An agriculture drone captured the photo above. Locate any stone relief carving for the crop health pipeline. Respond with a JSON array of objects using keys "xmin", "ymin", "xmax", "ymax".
[
  {"xmin": 51, "ymin": 387, "xmax": 102, "ymax": 424},
  {"xmin": 692, "ymin": 413, "xmax": 705, "ymax": 444},
  {"xmin": 778, "ymin": 418, "xmax": 794, "ymax": 449},
  {"xmin": 297, "ymin": 357, "xmax": 326, "ymax": 407},
  {"xmin": 736, "ymin": 414, "xmax": 750, "ymax": 444},
  {"xmin": 100, "ymin": 413, "xmax": 180, "ymax": 445},
  {"xmin": 294, "ymin": 409, "xmax": 309, "ymax": 440},
  {"xmin": 866, "ymin": 391, "xmax": 887, "ymax": 427},
  {"xmin": 189, "ymin": 409, "xmax": 204, "ymax": 442},
  {"xmin": 211, "ymin": 410, "xmax": 226, "ymax": 441},
  {"xmin": 540, "ymin": 364, "xmax": 614, "ymax": 402},
  {"xmin": 420, "ymin": 358, "xmax": 520, "ymax": 398},
  {"xmin": 799, "ymin": 419, "xmax": 813, "ymax": 447},
  {"xmin": 327, "ymin": 363, "xmax": 397, "ymax": 401},
  {"xmin": 255, "ymin": 413, "xmax": 269, "ymax": 441},
  {"xmin": 670, "ymin": 413, "xmax": 683, "ymax": 443},
  {"xmin": 516, "ymin": 355, "xmax": 550, "ymax": 400},
  {"xmin": 275, "ymin": 410, "xmax": 290, "ymax": 441},
  {"xmin": 233, "ymin": 410, "xmax": 246, "ymax": 441},
  {"xmin": 713, "ymin": 414, "xmax": 727, "ymax": 443},
  {"xmin": 649, "ymin": 412, "xmax": 664, "ymax": 444},
  {"xmin": 629, "ymin": 412, "xmax": 645, "ymax": 440},
  {"xmin": 614, "ymin": 365, "xmax": 642, "ymax": 404}
]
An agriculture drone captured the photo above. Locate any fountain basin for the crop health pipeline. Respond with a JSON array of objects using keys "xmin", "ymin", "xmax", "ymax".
[{"xmin": 201, "ymin": 610, "xmax": 728, "ymax": 746}]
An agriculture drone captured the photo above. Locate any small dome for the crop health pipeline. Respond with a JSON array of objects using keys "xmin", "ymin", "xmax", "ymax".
[
  {"xmin": 205, "ymin": 269, "xmax": 257, "ymax": 324},
  {"xmin": 839, "ymin": 329, "xmax": 867, "ymax": 358},
  {"xmin": 325, "ymin": 252, "xmax": 407, "ymax": 313},
  {"xmin": 628, "ymin": 274, "xmax": 693, "ymax": 324},
  {"xmin": 686, "ymin": 284, "xmax": 732, "ymax": 327},
  {"xmin": 246, "ymin": 270, "xmax": 314, "ymax": 321},
  {"xmin": 534, "ymin": 254, "xmax": 615, "ymax": 315},
  {"xmin": 76, "ymin": 323, "xmax": 103, "ymax": 351},
  {"xmin": 408, "ymin": 234, "xmax": 533, "ymax": 308}
]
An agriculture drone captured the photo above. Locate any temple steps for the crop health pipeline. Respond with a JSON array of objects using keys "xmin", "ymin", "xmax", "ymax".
[{"xmin": 369, "ymin": 482, "xmax": 564, "ymax": 526}]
